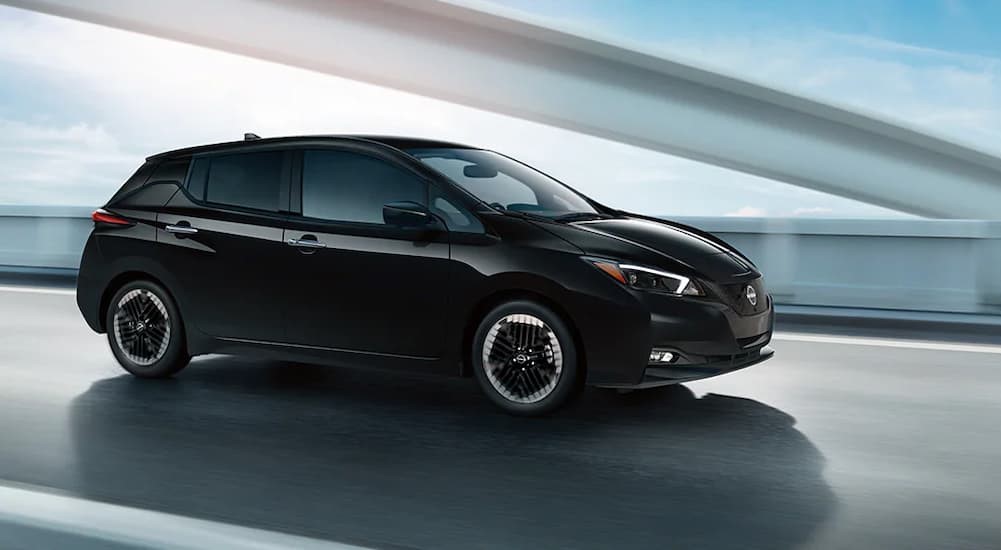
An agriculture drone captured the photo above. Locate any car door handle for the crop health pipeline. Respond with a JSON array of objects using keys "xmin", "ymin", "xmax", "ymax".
[
  {"xmin": 165, "ymin": 224, "xmax": 198, "ymax": 235},
  {"xmin": 287, "ymin": 238, "xmax": 326, "ymax": 249}
]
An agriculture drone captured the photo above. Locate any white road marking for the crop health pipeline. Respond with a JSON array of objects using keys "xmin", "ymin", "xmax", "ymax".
[
  {"xmin": 0, "ymin": 285, "xmax": 75, "ymax": 296},
  {"xmin": 774, "ymin": 332, "xmax": 1001, "ymax": 355},
  {"xmin": 0, "ymin": 483, "xmax": 369, "ymax": 549}
]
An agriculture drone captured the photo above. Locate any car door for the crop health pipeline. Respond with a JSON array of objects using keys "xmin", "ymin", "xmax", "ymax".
[
  {"xmin": 156, "ymin": 148, "xmax": 291, "ymax": 342},
  {"xmin": 281, "ymin": 146, "xmax": 451, "ymax": 359}
]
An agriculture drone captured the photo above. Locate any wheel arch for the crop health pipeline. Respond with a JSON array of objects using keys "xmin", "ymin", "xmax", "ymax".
[{"xmin": 98, "ymin": 271, "xmax": 174, "ymax": 332}]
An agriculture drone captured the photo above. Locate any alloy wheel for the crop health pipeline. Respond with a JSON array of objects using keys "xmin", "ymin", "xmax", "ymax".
[
  {"xmin": 113, "ymin": 288, "xmax": 172, "ymax": 366},
  {"xmin": 482, "ymin": 313, "xmax": 563, "ymax": 403}
]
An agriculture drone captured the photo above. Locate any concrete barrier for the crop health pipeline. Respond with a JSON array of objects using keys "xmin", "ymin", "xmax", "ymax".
[
  {"xmin": 1, "ymin": 206, "xmax": 998, "ymax": 314},
  {"xmin": 0, "ymin": 206, "xmax": 92, "ymax": 271},
  {"xmin": 676, "ymin": 216, "xmax": 1001, "ymax": 315}
]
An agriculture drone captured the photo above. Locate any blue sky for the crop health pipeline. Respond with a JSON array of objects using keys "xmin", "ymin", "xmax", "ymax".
[
  {"xmin": 0, "ymin": 1, "xmax": 998, "ymax": 217},
  {"xmin": 494, "ymin": 0, "xmax": 1001, "ymax": 59}
]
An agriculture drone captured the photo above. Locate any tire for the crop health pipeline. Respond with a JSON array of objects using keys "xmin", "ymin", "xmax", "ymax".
[
  {"xmin": 472, "ymin": 300, "xmax": 581, "ymax": 416},
  {"xmin": 105, "ymin": 280, "xmax": 190, "ymax": 378}
]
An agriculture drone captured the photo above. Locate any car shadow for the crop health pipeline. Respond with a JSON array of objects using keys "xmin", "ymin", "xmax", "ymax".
[{"xmin": 67, "ymin": 356, "xmax": 836, "ymax": 550}]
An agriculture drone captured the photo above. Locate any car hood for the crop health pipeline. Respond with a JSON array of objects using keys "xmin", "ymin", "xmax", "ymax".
[{"xmin": 547, "ymin": 217, "xmax": 757, "ymax": 282}]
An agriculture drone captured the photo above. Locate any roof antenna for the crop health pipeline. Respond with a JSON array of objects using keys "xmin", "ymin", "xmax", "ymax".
[{"xmin": 244, "ymin": 132, "xmax": 261, "ymax": 141}]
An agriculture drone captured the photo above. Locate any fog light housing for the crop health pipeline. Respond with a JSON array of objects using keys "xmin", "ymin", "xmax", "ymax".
[{"xmin": 648, "ymin": 350, "xmax": 675, "ymax": 364}]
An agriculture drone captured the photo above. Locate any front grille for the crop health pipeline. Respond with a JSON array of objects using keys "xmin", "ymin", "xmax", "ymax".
[
  {"xmin": 702, "ymin": 350, "xmax": 757, "ymax": 366},
  {"xmin": 737, "ymin": 333, "xmax": 769, "ymax": 349},
  {"xmin": 717, "ymin": 277, "xmax": 768, "ymax": 316}
]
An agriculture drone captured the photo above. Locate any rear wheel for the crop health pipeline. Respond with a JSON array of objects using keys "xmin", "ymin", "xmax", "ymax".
[
  {"xmin": 472, "ymin": 300, "xmax": 581, "ymax": 416},
  {"xmin": 105, "ymin": 280, "xmax": 190, "ymax": 378}
]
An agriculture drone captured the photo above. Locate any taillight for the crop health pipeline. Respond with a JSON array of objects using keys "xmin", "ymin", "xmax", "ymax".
[{"xmin": 92, "ymin": 209, "xmax": 133, "ymax": 226}]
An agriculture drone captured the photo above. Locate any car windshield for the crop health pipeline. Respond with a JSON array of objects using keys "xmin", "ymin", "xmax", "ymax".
[{"xmin": 408, "ymin": 148, "xmax": 600, "ymax": 219}]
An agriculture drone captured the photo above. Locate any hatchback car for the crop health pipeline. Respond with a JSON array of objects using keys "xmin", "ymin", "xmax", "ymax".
[{"xmin": 77, "ymin": 134, "xmax": 773, "ymax": 415}]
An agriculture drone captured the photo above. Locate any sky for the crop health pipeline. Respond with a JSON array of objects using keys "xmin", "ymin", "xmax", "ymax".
[
  {"xmin": 0, "ymin": 1, "xmax": 998, "ymax": 218},
  {"xmin": 492, "ymin": 0, "xmax": 1001, "ymax": 60}
]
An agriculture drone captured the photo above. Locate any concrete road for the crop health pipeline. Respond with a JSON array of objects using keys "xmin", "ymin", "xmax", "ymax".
[{"xmin": 1, "ymin": 286, "xmax": 1000, "ymax": 549}]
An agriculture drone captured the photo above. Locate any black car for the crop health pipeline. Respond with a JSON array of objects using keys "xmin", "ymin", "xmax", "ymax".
[{"xmin": 77, "ymin": 134, "xmax": 773, "ymax": 415}]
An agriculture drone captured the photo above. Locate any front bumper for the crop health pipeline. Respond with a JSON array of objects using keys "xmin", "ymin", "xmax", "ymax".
[
  {"xmin": 588, "ymin": 290, "xmax": 775, "ymax": 388},
  {"xmin": 596, "ymin": 345, "xmax": 774, "ymax": 389}
]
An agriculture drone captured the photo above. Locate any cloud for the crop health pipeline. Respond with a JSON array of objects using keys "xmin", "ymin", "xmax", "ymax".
[
  {"xmin": 0, "ymin": 120, "xmax": 127, "ymax": 160},
  {"xmin": 792, "ymin": 206, "xmax": 834, "ymax": 216},
  {"xmin": 0, "ymin": 119, "xmax": 137, "ymax": 204},
  {"xmin": 0, "ymin": 4, "xmax": 951, "ymax": 218},
  {"xmin": 724, "ymin": 206, "xmax": 768, "ymax": 217},
  {"xmin": 650, "ymin": 31, "xmax": 1001, "ymax": 155}
]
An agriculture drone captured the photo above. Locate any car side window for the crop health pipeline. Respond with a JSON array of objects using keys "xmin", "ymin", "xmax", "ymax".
[
  {"xmin": 186, "ymin": 157, "xmax": 209, "ymax": 200},
  {"xmin": 430, "ymin": 187, "xmax": 484, "ymax": 233},
  {"xmin": 301, "ymin": 150, "xmax": 426, "ymax": 225},
  {"xmin": 147, "ymin": 158, "xmax": 191, "ymax": 186},
  {"xmin": 188, "ymin": 151, "xmax": 284, "ymax": 212}
]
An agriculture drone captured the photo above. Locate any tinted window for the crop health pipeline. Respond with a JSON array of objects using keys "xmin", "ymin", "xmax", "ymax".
[
  {"xmin": 203, "ymin": 151, "xmax": 284, "ymax": 211},
  {"xmin": 430, "ymin": 187, "xmax": 483, "ymax": 233},
  {"xmin": 108, "ymin": 161, "xmax": 155, "ymax": 204},
  {"xmin": 302, "ymin": 150, "xmax": 425, "ymax": 224},
  {"xmin": 147, "ymin": 158, "xmax": 191, "ymax": 185},
  {"xmin": 409, "ymin": 148, "xmax": 597, "ymax": 219},
  {"xmin": 186, "ymin": 157, "xmax": 209, "ymax": 200}
]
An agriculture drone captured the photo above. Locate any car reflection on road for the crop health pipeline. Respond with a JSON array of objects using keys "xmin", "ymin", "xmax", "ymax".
[{"xmin": 69, "ymin": 356, "xmax": 835, "ymax": 549}]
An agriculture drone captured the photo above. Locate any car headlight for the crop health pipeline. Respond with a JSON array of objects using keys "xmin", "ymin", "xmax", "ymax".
[{"xmin": 588, "ymin": 259, "xmax": 705, "ymax": 296}]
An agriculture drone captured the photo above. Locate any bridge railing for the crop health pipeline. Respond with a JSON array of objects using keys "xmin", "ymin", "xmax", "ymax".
[
  {"xmin": 680, "ymin": 216, "xmax": 1001, "ymax": 315},
  {"xmin": 0, "ymin": 206, "xmax": 93, "ymax": 272},
  {"xmin": 2, "ymin": 206, "xmax": 999, "ymax": 314}
]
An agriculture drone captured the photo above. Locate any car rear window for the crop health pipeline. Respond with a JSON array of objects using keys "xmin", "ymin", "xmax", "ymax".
[
  {"xmin": 147, "ymin": 158, "xmax": 191, "ymax": 186},
  {"xmin": 188, "ymin": 151, "xmax": 284, "ymax": 212},
  {"xmin": 106, "ymin": 161, "xmax": 155, "ymax": 204}
]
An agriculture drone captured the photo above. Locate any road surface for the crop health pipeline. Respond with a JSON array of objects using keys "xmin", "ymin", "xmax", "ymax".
[{"xmin": 1, "ymin": 285, "xmax": 999, "ymax": 549}]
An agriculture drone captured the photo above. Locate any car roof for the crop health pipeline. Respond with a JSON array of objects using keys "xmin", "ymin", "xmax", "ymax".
[{"xmin": 146, "ymin": 135, "xmax": 476, "ymax": 161}]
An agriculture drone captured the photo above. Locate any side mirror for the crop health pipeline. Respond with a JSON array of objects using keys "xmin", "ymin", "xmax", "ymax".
[{"xmin": 383, "ymin": 201, "xmax": 433, "ymax": 228}]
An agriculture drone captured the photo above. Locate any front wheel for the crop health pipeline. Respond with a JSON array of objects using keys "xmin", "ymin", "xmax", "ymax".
[
  {"xmin": 105, "ymin": 280, "xmax": 190, "ymax": 378},
  {"xmin": 472, "ymin": 300, "xmax": 581, "ymax": 416}
]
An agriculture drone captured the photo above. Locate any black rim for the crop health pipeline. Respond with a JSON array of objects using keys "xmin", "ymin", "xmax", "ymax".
[
  {"xmin": 482, "ymin": 313, "xmax": 563, "ymax": 404},
  {"xmin": 113, "ymin": 289, "xmax": 171, "ymax": 366}
]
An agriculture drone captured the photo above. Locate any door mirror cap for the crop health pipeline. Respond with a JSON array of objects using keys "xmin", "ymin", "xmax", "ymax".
[{"xmin": 383, "ymin": 201, "xmax": 433, "ymax": 228}]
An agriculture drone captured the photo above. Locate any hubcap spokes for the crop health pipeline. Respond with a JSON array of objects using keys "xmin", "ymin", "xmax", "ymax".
[
  {"xmin": 482, "ymin": 314, "xmax": 563, "ymax": 404},
  {"xmin": 113, "ymin": 289, "xmax": 171, "ymax": 366}
]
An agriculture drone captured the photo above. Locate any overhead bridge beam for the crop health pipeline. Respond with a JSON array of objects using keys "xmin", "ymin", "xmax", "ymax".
[{"xmin": 7, "ymin": 0, "xmax": 1001, "ymax": 219}]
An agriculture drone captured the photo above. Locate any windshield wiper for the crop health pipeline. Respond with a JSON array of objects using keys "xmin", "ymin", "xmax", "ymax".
[
  {"xmin": 552, "ymin": 212, "xmax": 608, "ymax": 223},
  {"xmin": 500, "ymin": 210, "xmax": 552, "ymax": 222},
  {"xmin": 496, "ymin": 209, "xmax": 608, "ymax": 224}
]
